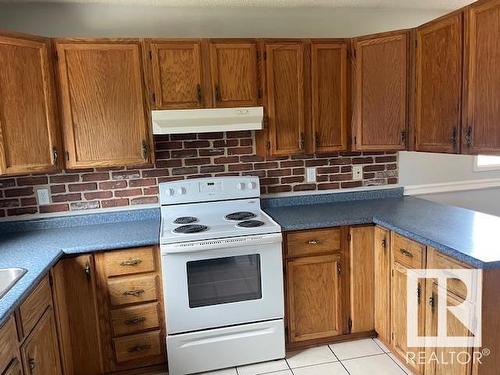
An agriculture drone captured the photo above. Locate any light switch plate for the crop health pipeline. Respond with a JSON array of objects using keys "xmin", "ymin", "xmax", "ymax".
[
  {"xmin": 306, "ymin": 167, "xmax": 316, "ymax": 183},
  {"xmin": 35, "ymin": 187, "xmax": 51, "ymax": 206},
  {"xmin": 353, "ymin": 165, "xmax": 363, "ymax": 181}
]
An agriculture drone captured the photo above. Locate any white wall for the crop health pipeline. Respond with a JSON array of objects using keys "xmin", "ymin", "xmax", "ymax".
[{"xmin": 0, "ymin": 3, "xmax": 446, "ymax": 37}]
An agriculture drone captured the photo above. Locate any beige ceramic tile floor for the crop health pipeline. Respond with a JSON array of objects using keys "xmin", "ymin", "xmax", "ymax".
[{"xmin": 149, "ymin": 338, "xmax": 415, "ymax": 375}]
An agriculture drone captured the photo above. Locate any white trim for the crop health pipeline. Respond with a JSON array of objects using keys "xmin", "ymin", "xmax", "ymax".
[
  {"xmin": 473, "ymin": 155, "xmax": 500, "ymax": 172},
  {"xmin": 0, "ymin": 203, "xmax": 160, "ymax": 222},
  {"xmin": 262, "ymin": 183, "xmax": 403, "ymax": 198},
  {"xmin": 404, "ymin": 178, "xmax": 500, "ymax": 196}
]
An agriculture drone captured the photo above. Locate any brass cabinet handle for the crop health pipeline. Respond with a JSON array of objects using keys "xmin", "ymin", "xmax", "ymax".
[
  {"xmin": 400, "ymin": 248, "xmax": 414, "ymax": 258},
  {"xmin": 141, "ymin": 141, "xmax": 150, "ymax": 160},
  {"xmin": 417, "ymin": 283, "xmax": 421, "ymax": 304},
  {"xmin": 215, "ymin": 85, "xmax": 222, "ymax": 102},
  {"xmin": 84, "ymin": 262, "xmax": 91, "ymax": 281},
  {"xmin": 28, "ymin": 358, "xmax": 36, "ymax": 371},
  {"xmin": 127, "ymin": 344, "xmax": 151, "ymax": 353},
  {"xmin": 307, "ymin": 239, "xmax": 320, "ymax": 245},
  {"xmin": 125, "ymin": 316, "xmax": 146, "ymax": 325},
  {"xmin": 120, "ymin": 258, "xmax": 143, "ymax": 267},
  {"xmin": 196, "ymin": 84, "xmax": 202, "ymax": 103},
  {"xmin": 123, "ymin": 289, "xmax": 145, "ymax": 297},
  {"xmin": 381, "ymin": 238, "xmax": 387, "ymax": 249},
  {"xmin": 52, "ymin": 147, "xmax": 59, "ymax": 165}
]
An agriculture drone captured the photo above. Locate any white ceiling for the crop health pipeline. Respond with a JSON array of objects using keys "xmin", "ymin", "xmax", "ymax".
[{"xmin": 0, "ymin": 0, "xmax": 475, "ymax": 10}]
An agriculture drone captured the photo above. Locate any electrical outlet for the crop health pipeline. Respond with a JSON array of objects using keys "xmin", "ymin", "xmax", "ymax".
[
  {"xmin": 353, "ymin": 165, "xmax": 363, "ymax": 181},
  {"xmin": 306, "ymin": 167, "xmax": 316, "ymax": 183},
  {"xmin": 35, "ymin": 187, "xmax": 51, "ymax": 206}
]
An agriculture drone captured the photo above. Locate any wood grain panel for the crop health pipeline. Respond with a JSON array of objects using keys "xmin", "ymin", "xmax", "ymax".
[
  {"xmin": 107, "ymin": 274, "xmax": 159, "ymax": 307},
  {"xmin": 149, "ymin": 40, "xmax": 204, "ymax": 109},
  {"xmin": 416, "ymin": 13, "xmax": 463, "ymax": 153},
  {"xmin": 111, "ymin": 302, "xmax": 161, "ymax": 337},
  {"xmin": 286, "ymin": 254, "xmax": 342, "ymax": 343},
  {"xmin": 464, "ymin": 0, "xmax": 500, "ymax": 154},
  {"xmin": 349, "ymin": 226, "xmax": 375, "ymax": 333},
  {"xmin": 20, "ymin": 308, "xmax": 62, "ymax": 375},
  {"xmin": 51, "ymin": 256, "xmax": 103, "ymax": 375},
  {"xmin": 210, "ymin": 41, "xmax": 259, "ymax": 107},
  {"xmin": 18, "ymin": 275, "xmax": 51, "ymax": 339},
  {"xmin": 265, "ymin": 42, "xmax": 305, "ymax": 156},
  {"xmin": 286, "ymin": 228, "xmax": 341, "ymax": 258},
  {"xmin": 374, "ymin": 226, "xmax": 391, "ymax": 344},
  {"xmin": 3, "ymin": 358, "xmax": 22, "ymax": 375},
  {"xmin": 0, "ymin": 34, "xmax": 60, "ymax": 175},
  {"xmin": 113, "ymin": 330, "xmax": 162, "ymax": 364},
  {"xmin": 353, "ymin": 32, "xmax": 409, "ymax": 151},
  {"xmin": 0, "ymin": 316, "xmax": 18, "ymax": 373},
  {"xmin": 103, "ymin": 247, "xmax": 156, "ymax": 277},
  {"xmin": 311, "ymin": 42, "xmax": 348, "ymax": 153},
  {"xmin": 56, "ymin": 41, "xmax": 151, "ymax": 168}
]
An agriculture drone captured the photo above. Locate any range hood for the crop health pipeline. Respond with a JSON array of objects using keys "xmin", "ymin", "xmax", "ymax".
[{"xmin": 152, "ymin": 107, "xmax": 263, "ymax": 135}]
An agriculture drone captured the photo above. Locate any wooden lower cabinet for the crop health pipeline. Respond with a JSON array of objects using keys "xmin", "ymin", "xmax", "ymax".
[
  {"xmin": 20, "ymin": 308, "xmax": 62, "ymax": 375},
  {"xmin": 286, "ymin": 254, "xmax": 343, "ymax": 344},
  {"xmin": 3, "ymin": 359, "xmax": 22, "ymax": 375}
]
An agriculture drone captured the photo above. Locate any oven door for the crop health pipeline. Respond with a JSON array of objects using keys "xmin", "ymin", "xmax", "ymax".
[{"xmin": 161, "ymin": 233, "xmax": 284, "ymax": 334}]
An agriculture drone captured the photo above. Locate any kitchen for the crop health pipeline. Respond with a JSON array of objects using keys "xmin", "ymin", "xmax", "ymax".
[{"xmin": 0, "ymin": 0, "xmax": 500, "ymax": 374}]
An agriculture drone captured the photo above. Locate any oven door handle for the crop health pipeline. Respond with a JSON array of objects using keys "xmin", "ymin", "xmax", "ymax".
[{"xmin": 161, "ymin": 232, "xmax": 283, "ymax": 254}]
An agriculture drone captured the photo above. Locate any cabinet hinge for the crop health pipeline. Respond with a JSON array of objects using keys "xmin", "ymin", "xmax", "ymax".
[
  {"xmin": 266, "ymin": 141, "xmax": 271, "ymax": 150},
  {"xmin": 149, "ymin": 50, "xmax": 153, "ymax": 59},
  {"xmin": 65, "ymin": 151, "xmax": 70, "ymax": 161},
  {"xmin": 258, "ymin": 88, "xmax": 263, "ymax": 99},
  {"xmin": 353, "ymin": 136, "xmax": 357, "ymax": 146},
  {"xmin": 391, "ymin": 269, "xmax": 394, "ymax": 277},
  {"xmin": 263, "ymin": 51, "xmax": 267, "ymax": 60},
  {"xmin": 257, "ymin": 50, "xmax": 261, "ymax": 61},
  {"xmin": 391, "ymin": 332, "xmax": 395, "ymax": 341},
  {"xmin": 415, "ymin": 39, "xmax": 418, "ymax": 48},
  {"xmin": 152, "ymin": 92, "xmax": 156, "ymax": 103},
  {"xmin": 337, "ymin": 262, "xmax": 341, "ymax": 275},
  {"xmin": 48, "ymin": 272, "xmax": 54, "ymax": 287},
  {"xmin": 347, "ymin": 233, "xmax": 352, "ymax": 242},
  {"xmin": 381, "ymin": 238, "xmax": 387, "ymax": 248},
  {"xmin": 348, "ymin": 318, "xmax": 353, "ymax": 333},
  {"xmin": 401, "ymin": 130, "xmax": 407, "ymax": 145},
  {"xmin": 352, "ymin": 49, "xmax": 357, "ymax": 59}
]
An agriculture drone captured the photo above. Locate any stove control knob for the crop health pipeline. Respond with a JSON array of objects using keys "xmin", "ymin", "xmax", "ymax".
[
  {"xmin": 237, "ymin": 182, "xmax": 246, "ymax": 190},
  {"xmin": 249, "ymin": 182, "xmax": 258, "ymax": 190},
  {"xmin": 168, "ymin": 188, "xmax": 175, "ymax": 196},
  {"xmin": 177, "ymin": 187, "xmax": 187, "ymax": 195}
]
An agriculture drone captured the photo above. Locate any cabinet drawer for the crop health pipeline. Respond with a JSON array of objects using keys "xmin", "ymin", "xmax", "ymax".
[
  {"xmin": 113, "ymin": 330, "xmax": 162, "ymax": 363},
  {"xmin": 103, "ymin": 247, "xmax": 156, "ymax": 277},
  {"xmin": 107, "ymin": 274, "xmax": 159, "ymax": 307},
  {"xmin": 286, "ymin": 228, "xmax": 341, "ymax": 257},
  {"xmin": 111, "ymin": 302, "xmax": 161, "ymax": 337},
  {"xmin": 391, "ymin": 233, "xmax": 425, "ymax": 269},
  {"xmin": 0, "ymin": 316, "xmax": 17, "ymax": 373},
  {"xmin": 427, "ymin": 248, "xmax": 473, "ymax": 301},
  {"xmin": 19, "ymin": 276, "xmax": 51, "ymax": 337}
]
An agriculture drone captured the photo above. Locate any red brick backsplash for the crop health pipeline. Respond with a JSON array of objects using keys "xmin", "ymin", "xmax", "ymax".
[{"xmin": 0, "ymin": 131, "xmax": 398, "ymax": 218}]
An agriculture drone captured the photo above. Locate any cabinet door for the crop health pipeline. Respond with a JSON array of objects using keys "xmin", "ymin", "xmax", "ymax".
[
  {"xmin": 21, "ymin": 308, "xmax": 62, "ymax": 375},
  {"xmin": 3, "ymin": 358, "xmax": 22, "ymax": 375},
  {"xmin": 0, "ymin": 34, "xmax": 60, "ymax": 175},
  {"xmin": 286, "ymin": 254, "xmax": 342, "ymax": 343},
  {"xmin": 464, "ymin": 0, "xmax": 500, "ymax": 154},
  {"xmin": 353, "ymin": 32, "xmax": 408, "ymax": 151},
  {"xmin": 311, "ymin": 42, "xmax": 348, "ymax": 153},
  {"xmin": 149, "ymin": 41, "xmax": 204, "ymax": 109},
  {"xmin": 424, "ymin": 284, "xmax": 472, "ymax": 375},
  {"xmin": 265, "ymin": 43, "xmax": 305, "ymax": 156},
  {"xmin": 415, "ymin": 14, "xmax": 463, "ymax": 153},
  {"xmin": 210, "ymin": 42, "xmax": 259, "ymax": 108},
  {"xmin": 391, "ymin": 262, "xmax": 425, "ymax": 375},
  {"xmin": 51, "ymin": 256, "xmax": 102, "ymax": 375},
  {"xmin": 349, "ymin": 226, "xmax": 374, "ymax": 333},
  {"xmin": 56, "ymin": 41, "xmax": 151, "ymax": 168},
  {"xmin": 374, "ymin": 226, "xmax": 391, "ymax": 344}
]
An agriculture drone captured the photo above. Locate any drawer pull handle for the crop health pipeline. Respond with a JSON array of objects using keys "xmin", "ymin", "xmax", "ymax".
[
  {"xmin": 120, "ymin": 258, "xmax": 143, "ymax": 267},
  {"xmin": 123, "ymin": 289, "xmax": 145, "ymax": 297},
  {"xmin": 128, "ymin": 344, "xmax": 151, "ymax": 353},
  {"xmin": 125, "ymin": 316, "xmax": 147, "ymax": 325},
  {"xmin": 28, "ymin": 358, "xmax": 36, "ymax": 371},
  {"xmin": 400, "ymin": 248, "xmax": 414, "ymax": 258},
  {"xmin": 307, "ymin": 239, "xmax": 320, "ymax": 245}
]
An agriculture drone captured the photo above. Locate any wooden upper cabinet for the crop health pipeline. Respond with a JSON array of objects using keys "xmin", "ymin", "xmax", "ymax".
[
  {"xmin": 148, "ymin": 41, "xmax": 204, "ymax": 109},
  {"xmin": 353, "ymin": 31, "xmax": 409, "ymax": 151},
  {"xmin": 415, "ymin": 13, "xmax": 463, "ymax": 154},
  {"xmin": 265, "ymin": 42, "xmax": 306, "ymax": 156},
  {"xmin": 209, "ymin": 41, "xmax": 259, "ymax": 108},
  {"xmin": 0, "ymin": 33, "xmax": 60, "ymax": 175},
  {"xmin": 464, "ymin": 0, "xmax": 500, "ymax": 154},
  {"xmin": 56, "ymin": 41, "xmax": 152, "ymax": 168},
  {"xmin": 311, "ymin": 41, "xmax": 348, "ymax": 153}
]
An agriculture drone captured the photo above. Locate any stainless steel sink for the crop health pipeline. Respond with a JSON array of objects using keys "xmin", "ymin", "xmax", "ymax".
[{"xmin": 0, "ymin": 268, "xmax": 26, "ymax": 299}]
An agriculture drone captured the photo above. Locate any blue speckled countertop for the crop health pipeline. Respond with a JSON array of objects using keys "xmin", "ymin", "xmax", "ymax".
[
  {"xmin": 2, "ymin": 187, "xmax": 500, "ymax": 327},
  {"xmin": 0, "ymin": 208, "xmax": 160, "ymax": 326}
]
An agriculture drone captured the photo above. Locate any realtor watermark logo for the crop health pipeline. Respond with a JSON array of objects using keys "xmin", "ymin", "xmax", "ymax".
[{"xmin": 407, "ymin": 268, "xmax": 483, "ymax": 348}]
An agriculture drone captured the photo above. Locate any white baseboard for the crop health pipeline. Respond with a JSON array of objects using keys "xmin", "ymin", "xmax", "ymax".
[{"xmin": 404, "ymin": 178, "xmax": 500, "ymax": 196}]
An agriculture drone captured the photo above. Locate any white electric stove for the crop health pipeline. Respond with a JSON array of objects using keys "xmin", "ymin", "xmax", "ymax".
[{"xmin": 159, "ymin": 177, "xmax": 285, "ymax": 375}]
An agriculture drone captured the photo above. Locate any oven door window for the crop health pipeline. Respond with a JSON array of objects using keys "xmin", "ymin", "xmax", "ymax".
[{"xmin": 186, "ymin": 254, "xmax": 262, "ymax": 308}]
